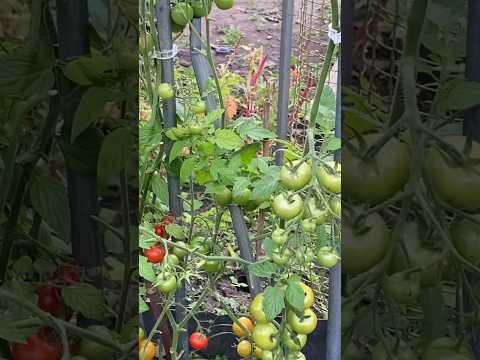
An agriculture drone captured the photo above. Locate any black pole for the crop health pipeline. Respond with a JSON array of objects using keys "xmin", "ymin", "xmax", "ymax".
[
  {"xmin": 189, "ymin": 18, "xmax": 260, "ymax": 297},
  {"xmin": 56, "ymin": 0, "xmax": 104, "ymax": 320},
  {"xmin": 464, "ymin": 0, "xmax": 480, "ymax": 356},
  {"xmin": 275, "ymin": 0, "xmax": 295, "ymax": 165},
  {"xmin": 156, "ymin": 1, "xmax": 189, "ymax": 358}
]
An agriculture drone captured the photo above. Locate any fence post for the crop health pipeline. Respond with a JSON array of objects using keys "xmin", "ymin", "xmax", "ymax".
[{"xmin": 156, "ymin": 1, "xmax": 189, "ymax": 358}]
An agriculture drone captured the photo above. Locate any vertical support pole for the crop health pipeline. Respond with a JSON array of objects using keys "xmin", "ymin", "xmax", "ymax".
[
  {"xmin": 326, "ymin": 64, "xmax": 341, "ymax": 360},
  {"xmin": 464, "ymin": 0, "xmax": 480, "ymax": 356},
  {"xmin": 56, "ymin": 0, "xmax": 104, "ymax": 326},
  {"xmin": 190, "ymin": 19, "xmax": 260, "ymax": 296},
  {"xmin": 275, "ymin": 0, "xmax": 295, "ymax": 165},
  {"xmin": 156, "ymin": 1, "xmax": 188, "ymax": 358},
  {"xmin": 190, "ymin": 19, "xmax": 218, "ymax": 115}
]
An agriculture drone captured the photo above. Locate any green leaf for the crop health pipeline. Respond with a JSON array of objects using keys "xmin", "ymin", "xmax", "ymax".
[
  {"xmin": 180, "ymin": 157, "xmax": 196, "ymax": 183},
  {"xmin": 210, "ymin": 159, "xmax": 227, "ymax": 181},
  {"xmin": 447, "ymin": 81, "xmax": 480, "ymax": 110},
  {"xmin": 203, "ymin": 109, "xmax": 225, "ymax": 126},
  {"xmin": 30, "ymin": 171, "xmax": 71, "ymax": 242},
  {"xmin": 139, "ymin": 295, "xmax": 149, "ymax": 313},
  {"xmin": 0, "ymin": 46, "xmax": 54, "ymax": 99},
  {"xmin": 325, "ymin": 137, "xmax": 341, "ymax": 151},
  {"xmin": 247, "ymin": 127, "xmax": 276, "ymax": 141},
  {"xmin": 0, "ymin": 313, "xmax": 40, "ymax": 343},
  {"xmin": 32, "ymin": 258, "xmax": 57, "ymax": 277},
  {"xmin": 286, "ymin": 280, "xmax": 305, "ymax": 312},
  {"xmin": 263, "ymin": 286, "xmax": 285, "ymax": 321},
  {"xmin": 214, "ymin": 129, "xmax": 244, "ymax": 150},
  {"xmin": 165, "ymin": 224, "xmax": 185, "ymax": 239},
  {"xmin": 170, "ymin": 141, "xmax": 188, "ymax": 163},
  {"xmin": 97, "ymin": 127, "xmax": 135, "ymax": 189},
  {"xmin": 12, "ymin": 256, "xmax": 33, "ymax": 276},
  {"xmin": 139, "ymin": 255, "xmax": 156, "ymax": 282},
  {"xmin": 151, "ymin": 177, "xmax": 169, "ymax": 205},
  {"xmin": 62, "ymin": 283, "xmax": 105, "ymax": 320},
  {"xmin": 233, "ymin": 177, "xmax": 251, "ymax": 197},
  {"xmin": 315, "ymin": 225, "xmax": 327, "ymax": 248},
  {"xmin": 248, "ymin": 261, "xmax": 278, "ymax": 278},
  {"xmin": 72, "ymin": 87, "xmax": 114, "ymax": 141},
  {"xmin": 263, "ymin": 238, "xmax": 276, "ymax": 257},
  {"xmin": 252, "ymin": 173, "xmax": 279, "ymax": 200},
  {"xmin": 239, "ymin": 143, "xmax": 260, "ymax": 166},
  {"xmin": 63, "ymin": 54, "xmax": 117, "ymax": 86}
]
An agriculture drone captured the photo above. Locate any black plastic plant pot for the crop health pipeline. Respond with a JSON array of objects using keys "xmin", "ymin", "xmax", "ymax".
[{"xmin": 141, "ymin": 311, "xmax": 326, "ymax": 359}]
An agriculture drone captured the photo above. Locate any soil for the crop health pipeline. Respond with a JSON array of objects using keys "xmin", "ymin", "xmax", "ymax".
[{"xmin": 177, "ymin": 0, "xmax": 331, "ymax": 76}]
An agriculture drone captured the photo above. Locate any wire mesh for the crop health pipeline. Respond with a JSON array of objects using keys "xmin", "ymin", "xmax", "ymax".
[
  {"xmin": 352, "ymin": 0, "xmax": 464, "ymax": 134},
  {"xmin": 291, "ymin": 0, "xmax": 337, "ymax": 146}
]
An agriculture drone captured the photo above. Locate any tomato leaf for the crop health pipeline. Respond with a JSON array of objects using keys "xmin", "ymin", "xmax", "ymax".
[
  {"xmin": 151, "ymin": 177, "xmax": 169, "ymax": 205},
  {"xmin": 233, "ymin": 177, "xmax": 251, "ymax": 197},
  {"xmin": 165, "ymin": 224, "xmax": 185, "ymax": 239},
  {"xmin": 252, "ymin": 174, "xmax": 279, "ymax": 200},
  {"xmin": 286, "ymin": 280, "xmax": 305, "ymax": 312},
  {"xmin": 62, "ymin": 283, "xmax": 105, "ymax": 320},
  {"xmin": 139, "ymin": 295, "xmax": 149, "ymax": 313},
  {"xmin": 263, "ymin": 286, "xmax": 285, "ymax": 321},
  {"xmin": 97, "ymin": 127, "xmax": 135, "ymax": 190},
  {"xmin": 0, "ymin": 313, "xmax": 41, "ymax": 343},
  {"xmin": 30, "ymin": 170, "xmax": 71, "ymax": 242},
  {"xmin": 325, "ymin": 137, "xmax": 341, "ymax": 151},
  {"xmin": 248, "ymin": 261, "xmax": 278, "ymax": 278},
  {"xmin": 139, "ymin": 255, "xmax": 156, "ymax": 282},
  {"xmin": 180, "ymin": 157, "xmax": 197, "ymax": 183},
  {"xmin": 447, "ymin": 80, "xmax": 480, "ymax": 110},
  {"xmin": 239, "ymin": 143, "xmax": 260, "ymax": 166},
  {"xmin": 246, "ymin": 127, "xmax": 276, "ymax": 141},
  {"xmin": 72, "ymin": 87, "xmax": 114, "ymax": 141},
  {"xmin": 214, "ymin": 129, "xmax": 244, "ymax": 150},
  {"xmin": 210, "ymin": 159, "xmax": 228, "ymax": 181},
  {"xmin": 420, "ymin": 285, "xmax": 448, "ymax": 345},
  {"xmin": 262, "ymin": 238, "xmax": 276, "ymax": 257}
]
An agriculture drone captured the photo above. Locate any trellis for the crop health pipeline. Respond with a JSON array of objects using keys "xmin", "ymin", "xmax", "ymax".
[{"xmin": 146, "ymin": 0, "xmax": 342, "ymax": 358}]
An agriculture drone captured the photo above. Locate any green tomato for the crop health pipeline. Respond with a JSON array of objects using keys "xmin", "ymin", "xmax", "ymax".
[
  {"xmin": 167, "ymin": 254, "xmax": 180, "ymax": 265},
  {"xmin": 328, "ymin": 197, "xmax": 341, "ymax": 217},
  {"xmin": 280, "ymin": 160, "xmax": 313, "ymax": 190},
  {"xmin": 201, "ymin": 260, "xmax": 222, "ymax": 272},
  {"xmin": 343, "ymin": 212, "xmax": 390, "ymax": 274},
  {"xmin": 260, "ymin": 350, "xmax": 274, "ymax": 360},
  {"xmin": 272, "ymin": 192, "xmax": 304, "ymax": 220},
  {"xmin": 286, "ymin": 352, "xmax": 306, "ymax": 360},
  {"xmin": 78, "ymin": 326, "xmax": 115, "ymax": 359},
  {"xmin": 157, "ymin": 275, "xmax": 177, "ymax": 293},
  {"xmin": 272, "ymin": 248, "xmax": 291, "ymax": 266},
  {"xmin": 317, "ymin": 161, "xmax": 341, "ymax": 193},
  {"xmin": 233, "ymin": 188, "xmax": 252, "ymax": 206},
  {"xmin": 173, "ymin": 241, "xmax": 188, "ymax": 259},
  {"xmin": 301, "ymin": 218, "xmax": 317, "ymax": 234},
  {"xmin": 189, "ymin": 236, "xmax": 210, "ymax": 254},
  {"xmin": 298, "ymin": 282, "xmax": 314, "ymax": 309},
  {"xmin": 451, "ymin": 218, "xmax": 480, "ymax": 267},
  {"xmin": 214, "ymin": 0, "xmax": 234, "ymax": 10},
  {"xmin": 191, "ymin": 0, "xmax": 212, "ymax": 17},
  {"xmin": 382, "ymin": 270, "xmax": 421, "ymax": 304},
  {"xmin": 423, "ymin": 337, "xmax": 474, "ymax": 360},
  {"xmin": 214, "ymin": 186, "xmax": 233, "ymax": 206},
  {"xmin": 372, "ymin": 338, "xmax": 415, "ymax": 360},
  {"xmin": 244, "ymin": 200, "xmax": 260, "ymax": 212},
  {"xmin": 283, "ymin": 326, "xmax": 307, "ymax": 351},
  {"xmin": 139, "ymin": 32, "xmax": 155, "ymax": 52},
  {"xmin": 170, "ymin": 3, "xmax": 194, "ymax": 26},
  {"xmin": 158, "ymin": 83, "xmax": 174, "ymax": 100},
  {"xmin": 191, "ymin": 100, "xmax": 207, "ymax": 114},
  {"xmin": 389, "ymin": 220, "xmax": 445, "ymax": 287},
  {"xmin": 343, "ymin": 134, "xmax": 410, "ymax": 204},
  {"xmin": 252, "ymin": 322, "xmax": 278, "ymax": 351},
  {"xmin": 287, "ymin": 309, "xmax": 317, "ymax": 335},
  {"xmin": 250, "ymin": 293, "xmax": 267, "ymax": 323},
  {"xmin": 272, "ymin": 227, "xmax": 288, "ymax": 245},
  {"xmin": 306, "ymin": 198, "xmax": 329, "ymax": 224},
  {"xmin": 316, "ymin": 247, "xmax": 338, "ymax": 268},
  {"xmin": 424, "ymin": 136, "xmax": 480, "ymax": 211}
]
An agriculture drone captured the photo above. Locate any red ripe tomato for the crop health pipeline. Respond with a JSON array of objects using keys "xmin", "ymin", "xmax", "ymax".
[
  {"xmin": 189, "ymin": 332, "xmax": 208, "ymax": 350},
  {"xmin": 144, "ymin": 246, "xmax": 165, "ymax": 263},
  {"xmin": 36, "ymin": 285, "xmax": 61, "ymax": 317},
  {"xmin": 11, "ymin": 334, "xmax": 62, "ymax": 360},
  {"xmin": 154, "ymin": 223, "xmax": 166, "ymax": 238}
]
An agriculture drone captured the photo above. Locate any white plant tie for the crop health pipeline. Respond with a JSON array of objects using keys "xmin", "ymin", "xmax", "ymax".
[
  {"xmin": 328, "ymin": 24, "xmax": 341, "ymax": 44},
  {"xmin": 153, "ymin": 45, "xmax": 179, "ymax": 60}
]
